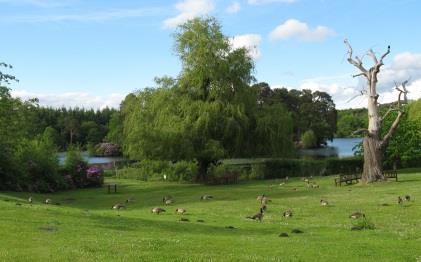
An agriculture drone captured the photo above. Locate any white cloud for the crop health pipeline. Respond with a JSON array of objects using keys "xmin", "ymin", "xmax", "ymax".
[
  {"xmin": 248, "ymin": 0, "xmax": 297, "ymax": 5},
  {"xmin": 11, "ymin": 90, "xmax": 125, "ymax": 109},
  {"xmin": 226, "ymin": 1, "xmax": 241, "ymax": 14},
  {"xmin": 163, "ymin": 0, "xmax": 214, "ymax": 29},
  {"xmin": 269, "ymin": 19, "xmax": 335, "ymax": 42},
  {"xmin": 229, "ymin": 34, "xmax": 262, "ymax": 60}
]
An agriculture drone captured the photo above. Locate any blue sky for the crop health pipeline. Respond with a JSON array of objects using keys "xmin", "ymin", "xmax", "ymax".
[{"xmin": 1, "ymin": 0, "xmax": 421, "ymax": 109}]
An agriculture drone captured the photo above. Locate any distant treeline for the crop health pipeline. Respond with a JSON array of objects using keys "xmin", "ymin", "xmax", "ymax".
[{"xmin": 26, "ymin": 106, "xmax": 117, "ymax": 150}]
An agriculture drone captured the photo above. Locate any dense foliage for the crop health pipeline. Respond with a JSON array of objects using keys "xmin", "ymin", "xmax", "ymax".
[{"xmin": 118, "ymin": 18, "xmax": 295, "ymax": 180}]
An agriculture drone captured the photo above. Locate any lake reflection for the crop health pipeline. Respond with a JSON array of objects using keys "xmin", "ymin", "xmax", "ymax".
[{"xmin": 299, "ymin": 138, "xmax": 363, "ymax": 158}]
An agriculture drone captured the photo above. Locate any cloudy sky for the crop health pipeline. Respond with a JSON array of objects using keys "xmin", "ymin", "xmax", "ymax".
[{"xmin": 1, "ymin": 0, "xmax": 420, "ymax": 109}]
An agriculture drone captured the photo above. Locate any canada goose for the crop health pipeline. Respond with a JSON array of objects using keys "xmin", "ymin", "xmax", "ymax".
[
  {"xmin": 225, "ymin": 226, "xmax": 236, "ymax": 229},
  {"xmin": 196, "ymin": 219, "xmax": 205, "ymax": 223},
  {"xmin": 261, "ymin": 197, "xmax": 272, "ymax": 205},
  {"xmin": 45, "ymin": 199, "xmax": 52, "ymax": 204},
  {"xmin": 256, "ymin": 195, "xmax": 265, "ymax": 201},
  {"xmin": 405, "ymin": 195, "xmax": 411, "ymax": 201},
  {"xmin": 279, "ymin": 232, "xmax": 289, "ymax": 237},
  {"xmin": 283, "ymin": 209, "xmax": 293, "ymax": 218},
  {"xmin": 28, "ymin": 197, "xmax": 33, "ymax": 204},
  {"xmin": 162, "ymin": 196, "xmax": 173, "ymax": 203},
  {"xmin": 261, "ymin": 204, "xmax": 267, "ymax": 212},
  {"xmin": 200, "ymin": 195, "xmax": 213, "ymax": 200},
  {"xmin": 246, "ymin": 208, "xmax": 264, "ymax": 222},
  {"xmin": 151, "ymin": 207, "xmax": 166, "ymax": 214},
  {"xmin": 311, "ymin": 184, "xmax": 319, "ymax": 189},
  {"xmin": 279, "ymin": 183, "xmax": 285, "ymax": 186},
  {"xmin": 320, "ymin": 199, "xmax": 329, "ymax": 206},
  {"xmin": 165, "ymin": 199, "xmax": 174, "ymax": 205},
  {"xmin": 180, "ymin": 218, "xmax": 190, "ymax": 222},
  {"xmin": 112, "ymin": 203, "xmax": 126, "ymax": 210},
  {"xmin": 349, "ymin": 212, "xmax": 365, "ymax": 219},
  {"xmin": 175, "ymin": 208, "xmax": 186, "ymax": 214},
  {"xmin": 398, "ymin": 196, "xmax": 403, "ymax": 205}
]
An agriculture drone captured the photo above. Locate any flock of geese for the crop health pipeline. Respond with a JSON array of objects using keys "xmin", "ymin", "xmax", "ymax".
[{"xmin": 24, "ymin": 176, "xmax": 413, "ymax": 230}]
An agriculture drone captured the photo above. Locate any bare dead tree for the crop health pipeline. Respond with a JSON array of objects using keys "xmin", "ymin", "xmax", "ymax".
[{"xmin": 344, "ymin": 39, "xmax": 408, "ymax": 183}]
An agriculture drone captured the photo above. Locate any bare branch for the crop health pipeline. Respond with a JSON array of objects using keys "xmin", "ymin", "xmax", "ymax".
[
  {"xmin": 379, "ymin": 45, "xmax": 391, "ymax": 65},
  {"xmin": 353, "ymin": 72, "xmax": 366, "ymax": 78},
  {"xmin": 380, "ymin": 111, "xmax": 404, "ymax": 149},
  {"xmin": 352, "ymin": 128, "xmax": 369, "ymax": 136},
  {"xmin": 347, "ymin": 90, "xmax": 365, "ymax": 103},
  {"xmin": 367, "ymin": 49, "xmax": 378, "ymax": 64},
  {"xmin": 344, "ymin": 39, "xmax": 368, "ymax": 76}
]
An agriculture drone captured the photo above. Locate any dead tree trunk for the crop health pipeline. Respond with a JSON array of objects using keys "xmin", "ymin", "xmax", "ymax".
[{"xmin": 344, "ymin": 40, "xmax": 407, "ymax": 183}]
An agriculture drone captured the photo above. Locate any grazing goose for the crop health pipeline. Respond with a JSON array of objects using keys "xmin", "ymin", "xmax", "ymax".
[
  {"xmin": 291, "ymin": 228, "xmax": 304, "ymax": 234},
  {"xmin": 200, "ymin": 195, "xmax": 213, "ymax": 201},
  {"xmin": 45, "ymin": 199, "xmax": 52, "ymax": 204},
  {"xmin": 349, "ymin": 212, "xmax": 365, "ymax": 219},
  {"xmin": 405, "ymin": 195, "xmax": 411, "ymax": 201},
  {"xmin": 112, "ymin": 203, "xmax": 126, "ymax": 210},
  {"xmin": 162, "ymin": 196, "xmax": 173, "ymax": 204},
  {"xmin": 279, "ymin": 183, "xmax": 285, "ymax": 186},
  {"xmin": 398, "ymin": 196, "xmax": 403, "ymax": 205},
  {"xmin": 196, "ymin": 219, "xmax": 205, "ymax": 223},
  {"xmin": 256, "ymin": 195, "xmax": 265, "ymax": 202},
  {"xmin": 279, "ymin": 232, "xmax": 289, "ymax": 237},
  {"xmin": 246, "ymin": 208, "xmax": 264, "ymax": 222},
  {"xmin": 28, "ymin": 197, "xmax": 33, "ymax": 204},
  {"xmin": 180, "ymin": 218, "xmax": 190, "ymax": 222},
  {"xmin": 320, "ymin": 199, "xmax": 329, "ymax": 206},
  {"xmin": 311, "ymin": 183, "xmax": 319, "ymax": 188},
  {"xmin": 283, "ymin": 209, "xmax": 293, "ymax": 218},
  {"xmin": 261, "ymin": 204, "xmax": 267, "ymax": 212},
  {"xmin": 151, "ymin": 207, "xmax": 166, "ymax": 214},
  {"xmin": 261, "ymin": 197, "xmax": 272, "ymax": 205},
  {"xmin": 165, "ymin": 199, "xmax": 174, "ymax": 205},
  {"xmin": 175, "ymin": 208, "xmax": 186, "ymax": 214}
]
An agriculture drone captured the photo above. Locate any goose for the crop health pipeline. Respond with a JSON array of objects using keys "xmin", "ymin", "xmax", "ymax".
[
  {"xmin": 398, "ymin": 196, "xmax": 403, "ymax": 205},
  {"xmin": 28, "ymin": 197, "xmax": 33, "ymax": 204},
  {"xmin": 256, "ymin": 195, "xmax": 265, "ymax": 201},
  {"xmin": 162, "ymin": 196, "xmax": 173, "ymax": 204},
  {"xmin": 261, "ymin": 204, "xmax": 267, "ymax": 212},
  {"xmin": 112, "ymin": 203, "xmax": 126, "ymax": 210},
  {"xmin": 151, "ymin": 207, "xmax": 166, "ymax": 214},
  {"xmin": 45, "ymin": 199, "xmax": 52, "ymax": 204},
  {"xmin": 285, "ymin": 176, "xmax": 289, "ymax": 182},
  {"xmin": 349, "ymin": 212, "xmax": 365, "ymax": 219},
  {"xmin": 200, "ymin": 195, "xmax": 213, "ymax": 201},
  {"xmin": 246, "ymin": 208, "xmax": 264, "ymax": 222},
  {"xmin": 320, "ymin": 199, "xmax": 329, "ymax": 206},
  {"xmin": 261, "ymin": 196, "xmax": 272, "ymax": 205},
  {"xmin": 283, "ymin": 209, "xmax": 293, "ymax": 218},
  {"xmin": 279, "ymin": 232, "xmax": 289, "ymax": 237},
  {"xmin": 291, "ymin": 228, "xmax": 303, "ymax": 234},
  {"xmin": 165, "ymin": 199, "xmax": 174, "ymax": 205},
  {"xmin": 180, "ymin": 218, "xmax": 190, "ymax": 222},
  {"xmin": 225, "ymin": 226, "xmax": 236, "ymax": 229},
  {"xmin": 405, "ymin": 195, "xmax": 411, "ymax": 201},
  {"xmin": 311, "ymin": 183, "xmax": 319, "ymax": 188},
  {"xmin": 175, "ymin": 208, "xmax": 186, "ymax": 214},
  {"xmin": 196, "ymin": 219, "xmax": 205, "ymax": 223},
  {"xmin": 279, "ymin": 183, "xmax": 285, "ymax": 186}
]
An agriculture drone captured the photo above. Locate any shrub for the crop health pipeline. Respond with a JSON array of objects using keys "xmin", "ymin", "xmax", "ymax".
[
  {"xmin": 301, "ymin": 130, "xmax": 317, "ymax": 149},
  {"xmin": 94, "ymin": 143, "xmax": 121, "ymax": 157},
  {"xmin": 325, "ymin": 157, "xmax": 363, "ymax": 174},
  {"xmin": 171, "ymin": 161, "xmax": 198, "ymax": 182},
  {"xmin": 86, "ymin": 166, "xmax": 104, "ymax": 187},
  {"xmin": 64, "ymin": 146, "xmax": 89, "ymax": 188},
  {"xmin": 17, "ymin": 138, "xmax": 66, "ymax": 192},
  {"xmin": 249, "ymin": 164, "xmax": 264, "ymax": 180},
  {"xmin": 262, "ymin": 159, "xmax": 326, "ymax": 179}
]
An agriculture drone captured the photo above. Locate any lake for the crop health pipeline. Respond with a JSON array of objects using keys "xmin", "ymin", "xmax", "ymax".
[
  {"xmin": 299, "ymin": 137, "xmax": 363, "ymax": 158},
  {"xmin": 57, "ymin": 152, "xmax": 125, "ymax": 165}
]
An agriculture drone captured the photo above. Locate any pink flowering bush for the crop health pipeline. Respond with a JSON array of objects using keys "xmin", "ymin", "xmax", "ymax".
[
  {"xmin": 86, "ymin": 165, "xmax": 104, "ymax": 187},
  {"xmin": 94, "ymin": 143, "xmax": 121, "ymax": 157}
]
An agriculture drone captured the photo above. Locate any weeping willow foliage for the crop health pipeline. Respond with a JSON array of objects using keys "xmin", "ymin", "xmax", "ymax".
[{"xmin": 119, "ymin": 17, "xmax": 294, "ymax": 178}]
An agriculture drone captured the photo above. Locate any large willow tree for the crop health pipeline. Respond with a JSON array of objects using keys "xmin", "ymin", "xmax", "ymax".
[{"xmin": 122, "ymin": 17, "xmax": 293, "ymax": 180}]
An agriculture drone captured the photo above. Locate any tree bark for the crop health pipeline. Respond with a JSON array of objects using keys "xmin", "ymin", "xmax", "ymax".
[{"xmin": 362, "ymin": 136, "xmax": 383, "ymax": 183}]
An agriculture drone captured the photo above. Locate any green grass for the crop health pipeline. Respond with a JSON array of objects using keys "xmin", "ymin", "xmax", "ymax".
[{"xmin": 1, "ymin": 173, "xmax": 421, "ymax": 261}]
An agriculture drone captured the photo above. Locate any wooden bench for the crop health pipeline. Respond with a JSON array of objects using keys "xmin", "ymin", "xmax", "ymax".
[
  {"xmin": 107, "ymin": 184, "xmax": 118, "ymax": 193},
  {"xmin": 334, "ymin": 173, "xmax": 361, "ymax": 186},
  {"xmin": 384, "ymin": 170, "xmax": 398, "ymax": 181}
]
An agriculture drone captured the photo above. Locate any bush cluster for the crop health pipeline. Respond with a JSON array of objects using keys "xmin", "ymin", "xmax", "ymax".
[{"xmin": 117, "ymin": 160, "xmax": 198, "ymax": 182}]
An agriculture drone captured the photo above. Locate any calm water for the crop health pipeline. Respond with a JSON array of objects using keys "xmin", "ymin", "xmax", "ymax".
[
  {"xmin": 299, "ymin": 138, "xmax": 363, "ymax": 158},
  {"xmin": 57, "ymin": 152, "xmax": 125, "ymax": 165}
]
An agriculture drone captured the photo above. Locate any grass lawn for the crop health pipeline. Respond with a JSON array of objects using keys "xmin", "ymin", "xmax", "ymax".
[{"xmin": 1, "ymin": 172, "xmax": 421, "ymax": 261}]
